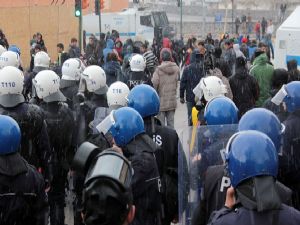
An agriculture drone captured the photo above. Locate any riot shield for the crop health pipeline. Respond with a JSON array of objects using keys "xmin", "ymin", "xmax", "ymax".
[{"xmin": 178, "ymin": 124, "xmax": 238, "ymax": 225}]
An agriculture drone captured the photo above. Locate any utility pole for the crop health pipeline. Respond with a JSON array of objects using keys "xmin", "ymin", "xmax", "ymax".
[
  {"xmin": 231, "ymin": 0, "xmax": 234, "ymax": 35},
  {"xmin": 75, "ymin": 0, "xmax": 83, "ymax": 52},
  {"xmin": 95, "ymin": 0, "xmax": 104, "ymax": 36},
  {"xmin": 180, "ymin": 0, "xmax": 183, "ymax": 39},
  {"xmin": 202, "ymin": 0, "xmax": 205, "ymax": 37}
]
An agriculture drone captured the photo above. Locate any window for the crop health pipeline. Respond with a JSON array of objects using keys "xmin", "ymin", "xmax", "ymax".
[{"xmin": 140, "ymin": 15, "xmax": 153, "ymax": 27}]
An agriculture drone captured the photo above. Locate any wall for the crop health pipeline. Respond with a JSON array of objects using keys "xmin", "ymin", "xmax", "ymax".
[
  {"xmin": 0, "ymin": 2, "xmax": 79, "ymax": 68},
  {"xmin": 0, "ymin": 0, "xmax": 129, "ymax": 68}
]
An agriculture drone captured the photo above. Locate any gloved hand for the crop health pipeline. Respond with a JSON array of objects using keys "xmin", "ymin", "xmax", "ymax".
[{"xmin": 180, "ymin": 98, "xmax": 185, "ymax": 104}]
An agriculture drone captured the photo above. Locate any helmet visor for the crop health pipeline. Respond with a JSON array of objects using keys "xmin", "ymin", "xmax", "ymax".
[
  {"xmin": 271, "ymin": 85, "xmax": 288, "ymax": 105},
  {"xmin": 0, "ymin": 94, "xmax": 24, "ymax": 108},
  {"xmin": 96, "ymin": 110, "xmax": 116, "ymax": 135},
  {"xmin": 85, "ymin": 150, "xmax": 133, "ymax": 189}
]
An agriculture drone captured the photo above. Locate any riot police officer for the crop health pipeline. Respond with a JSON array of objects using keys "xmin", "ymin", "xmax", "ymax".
[
  {"xmin": 77, "ymin": 65, "xmax": 108, "ymax": 144},
  {"xmin": 0, "ymin": 66, "xmax": 52, "ymax": 184},
  {"xmin": 207, "ymin": 130, "xmax": 300, "ymax": 225},
  {"xmin": 0, "ymin": 115, "xmax": 48, "ymax": 225},
  {"xmin": 60, "ymin": 58, "xmax": 85, "ymax": 110},
  {"xmin": 33, "ymin": 70, "xmax": 75, "ymax": 225},
  {"xmin": 89, "ymin": 81, "xmax": 130, "ymax": 134},
  {"xmin": 272, "ymin": 81, "xmax": 300, "ymax": 209},
  {"xmin": 192, "ymin": 75, "xmax": 228, "ymax": 124},
  {"xmin": 23, "ymin": 51, "xmax": 51, "ymax": 99},
  {"xmin": 127, "ymin": 84, "xmax": 188, "ymax": 225},
  {"xmin": 192, "ymin": 107, "xmax": 292, "ymax": 225},
  {"xmin": 72, "ymin": 145, "xmax": 135, "ymax": 225},
  {"xmin": 97, "ymin": 107, "xmax": 162, "ymax": 225},
  {"xmin": 124, "ymin": 54, "xmax": 152, "ymax": 89}
]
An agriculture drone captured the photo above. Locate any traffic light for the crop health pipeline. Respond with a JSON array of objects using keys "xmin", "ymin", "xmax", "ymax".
[
  {"xmin": 100, "ymin": 0, "xmax": 105, "ymax": 9},
  {"xmin": 177, "ymin": 0, "xmax": 181, "ymax": 7},
  {"xmin": 95, "ymin": 0, "xmax": 99, "ymax": 15},
  {"xmin": 75, "ymin": 0, "xmax": 82, "ymax": 17}
]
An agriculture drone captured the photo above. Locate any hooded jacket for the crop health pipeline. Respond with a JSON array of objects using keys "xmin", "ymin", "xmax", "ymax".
[
  {"xmin": 250, "ymin": 53, "xmax": 274, "ymax": 106},
  {"xmin": 152, "ymin": 61, "xmax": 180, "ymax": 111},
  {"xmin": 230, "ymin": 65, "xmax": 259, "ymax": 117},
  {"xmin": 103, "ymin": 60, "xmax": 123, "ymax": 86},
  {"xmin": 180, "ymin": 50, "xmax": 205, "ymax": 102},
  {"xmin": 103, "ymin": 39, "xmax": 114, "ymax": 63}
]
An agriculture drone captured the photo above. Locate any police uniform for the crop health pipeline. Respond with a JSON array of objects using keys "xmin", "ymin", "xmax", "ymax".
[
  {"xmin": 123, "ymin": 133, "xmax": 162, "ymax": 225},
  {"xmin": 0, "ymin": 102, "xmax": 52, "ymax": 181},
  {"xmin": 39, "ymin": 101, "xmax": 75, "ymax": 225},
  {"xmin": 0, "ymin": 153, "xmax": 48, "ymax": 225},
  {"xmin": 144, "ymin": 117, "xmax": 182, "ymax": 225},
  {"xmin": 192, "ymin": 165, "xmax": 293, "ymax": 225},
  {"xmin": 279, "ymin": 109, "xmax": 300, "ymax": 209},
  {"xmin": 207, "ymin": 204, "xmax": 300, "ymax": 225},
  {"xmin": 77, "ymin": 93, "xmax": 108, "ymax": 144},
  {"xmin": 125, "ymin": 71, "xmax": 152, "ymax": 90},
  {"xmin": 59, "ymin": 80, "xmax": 79, "ymax": 111}
]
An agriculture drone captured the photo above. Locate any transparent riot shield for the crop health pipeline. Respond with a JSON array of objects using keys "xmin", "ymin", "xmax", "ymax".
[{"xmin": 178, "ymin": 124, "xmax": 238, "ymax": 225}]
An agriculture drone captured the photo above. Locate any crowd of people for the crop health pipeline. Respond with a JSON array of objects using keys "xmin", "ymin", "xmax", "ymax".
[{"xmin": 0, "ymin": 23, "xmax": 299, "ymax": 225}]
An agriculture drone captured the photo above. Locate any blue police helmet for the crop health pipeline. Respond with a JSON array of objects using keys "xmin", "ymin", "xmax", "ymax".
[
  {"xmin": 127, "ymin": 84, "xmax": 160, "ymax": 118},
  {"xmin": 226, "ymin": 130, "xmax": 278, "ymax": 188},
  {"xmin": 8, "ymin": 45, "xmax": 21, "ymax": 56},
  {"xmin": 109, "ymin": 107, "xmax": 145, "ymax": 147},
  {"xmin": 204, "ymin": 96, "xmax": 239, "ymax": 125},
  {"xmin": 0, "ymin": 115, "xmax": 21, "ymax": 155},
  {"xmin": 238, "ymin": 108, "xmax": 284, "ymax": 153},
  {"xmin": 284, "ymin": 81, "xmax": 300, "ymax": 113}
]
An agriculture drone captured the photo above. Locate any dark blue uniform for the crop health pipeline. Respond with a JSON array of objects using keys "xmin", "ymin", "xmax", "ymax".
[
  {"xmin": 144, "ymin": 117, "xmax": 187, "ymax": 225},
  {"xmin": 0, "ymin": 153, "xmax": 48, "ymax": 225},
  {"xmin": 123, "ymin": 133, "xmax": 162, "ymax": 225},
  {"xmin": 192, "ymin": 165, "xmax": 293, "ymax": 225},
  {"xmin": 39, "ymin": 101, "xmax": 75, "ymax": 225},
  {"xmin": 0, "ymin": 102, "xmax": 52, "ymax": 182},
  {"xmin": 207, "ymin": 204, "xmax": 300, "ymax": 225},
  {"xmin": 279, "ymin": 109, "xmax": 300, "ymax": 209}
]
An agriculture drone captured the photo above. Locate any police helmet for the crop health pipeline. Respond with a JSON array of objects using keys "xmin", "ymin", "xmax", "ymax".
[
  {"xmin": 62, "ymin": 58, "xmax": 85, "ymax": 81},
  {"xmin": 81, "ymin": 65, "xmax": 108, "ymax": 95},
  {"xmin": 238, "ymin": 108, "xmax": 284, "ymax": 153},
  {"xmin": 226, "ymin": 130, "xmax": 278, "ymax": 188},
  {"xmin": 129, "ymin": 54, "xmax": 146, "ymax": 72},
  {"xmin": 8, "ymin": 45, "xmax": 21, "ymax": 56},
  {"xmin": 127, "ymin": 84, "xmax": 160, "ymax": 118},
  {"xmin": 0, "ymin": 51, "xmax": 20, "ymax": 69},
  {"xmin": 204, "ymin": 96, "xmax": 238, "ymax": 125},
  {"xmin": 34, "ymin": 51, "xmax": 50, "ymax": 68},
  {"xmin": 0, "ymin": 115, "xmax": 21, "ymax": 155},
  {"xmin": 107, "ymin": 81, "xmax": 130, "ymax": 108},
  {"xmin": 78, "ymin": 149, "xmax": 134, "ymax": 225},
  {"xmin": 33, "ymin": 70, "xmax": 66, "ymax": 102},
  {"xmin": 0, "ymin": 66, "xmax": 25, "ymax": 107},
  {"xmin": 283, "ymin": 81, "xmax": 300, "ymax": 113},
  {"xmin": 96, "ymin": 107, "xmax": 144, "ymax": 147}
]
